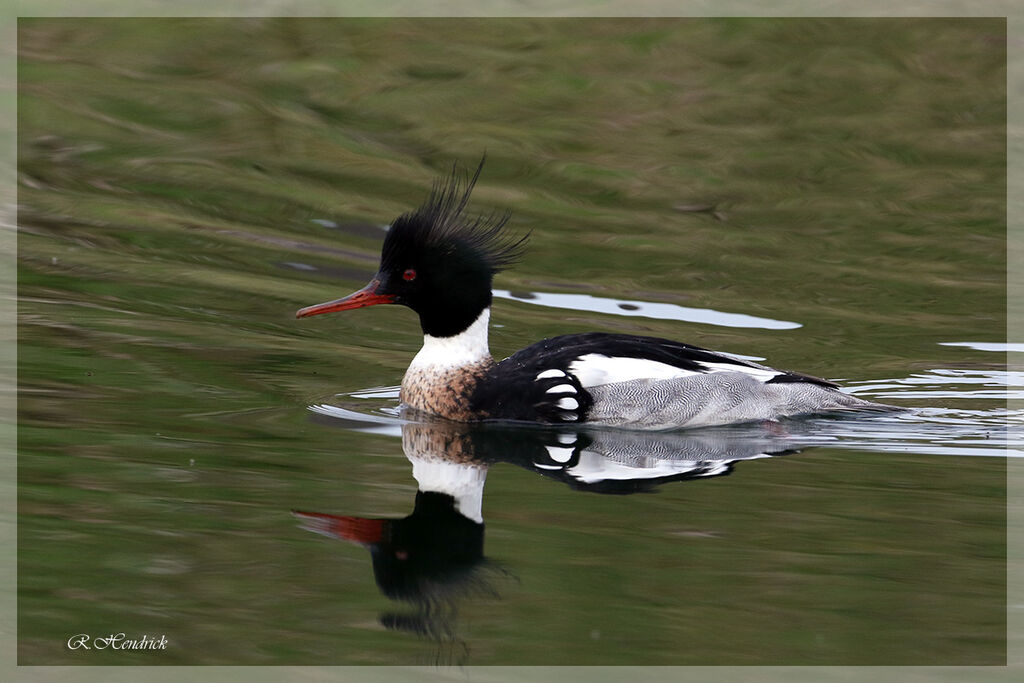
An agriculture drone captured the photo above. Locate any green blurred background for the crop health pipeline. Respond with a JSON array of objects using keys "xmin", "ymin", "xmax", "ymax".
[{"xmin": 17, "ymin": 18, "xmax": 1006, "ymax": 665}]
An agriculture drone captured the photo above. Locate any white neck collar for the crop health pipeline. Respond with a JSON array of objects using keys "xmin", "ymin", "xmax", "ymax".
[{"xmin": 409, "ymin": 308, "xmax": 491, "ymax": 370}]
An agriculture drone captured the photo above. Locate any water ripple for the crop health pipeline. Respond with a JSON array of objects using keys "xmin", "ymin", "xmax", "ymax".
[{"xmin": 847, "ymin": 368, "xmax": 1023, "ymax": 400}]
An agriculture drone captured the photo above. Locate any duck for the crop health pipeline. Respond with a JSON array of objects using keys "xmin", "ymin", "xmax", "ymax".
[{"xmin": 296, "ymin": 161, "xmax": 891, "ymax": 429}]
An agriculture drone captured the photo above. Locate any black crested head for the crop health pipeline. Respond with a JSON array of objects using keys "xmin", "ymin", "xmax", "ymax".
[
  {"xmin": 377, "ymin": 158, "xmax": 529, "ymax": 338},
  {"xmin": 385, "ymin": 158, "xmax": 526, "ymax": 275}
]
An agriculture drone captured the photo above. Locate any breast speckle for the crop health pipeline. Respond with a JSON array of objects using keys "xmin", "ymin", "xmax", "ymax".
[{"xmin": 401, "ymin": 358, "xmax": 495, "ymax": 421}]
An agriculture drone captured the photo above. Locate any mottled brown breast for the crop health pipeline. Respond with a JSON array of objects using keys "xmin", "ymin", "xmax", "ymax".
[{"xmin": 400, "ymin": 359, "xmax": 495, "ymax": 421}]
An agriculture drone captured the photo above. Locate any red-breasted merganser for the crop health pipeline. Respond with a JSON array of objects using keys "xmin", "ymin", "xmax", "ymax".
[{"xmin": 297, "ymin": 162, "xmax": 891, "ymax": 428}]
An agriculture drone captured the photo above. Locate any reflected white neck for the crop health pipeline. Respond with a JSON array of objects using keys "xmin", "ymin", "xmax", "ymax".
[
  {"xmin": 409, "ymin": 457, "xmax": 488, "ymax": 523},
  {"xmin": 410, "ymin": 308, "xmax": 491, "ymax": 370}
]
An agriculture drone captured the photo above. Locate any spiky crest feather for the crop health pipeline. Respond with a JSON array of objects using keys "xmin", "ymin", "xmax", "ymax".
[{"xmin": 383, "ymin": 157, "xmax": 528, "ymax": 274}]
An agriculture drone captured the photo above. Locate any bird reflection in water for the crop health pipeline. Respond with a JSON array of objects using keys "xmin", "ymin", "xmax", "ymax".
[
  {"xmin": 294, "ymin": 422, "xmax": 502, "ymax": 662},
  {"xmin": 294, "ymin": 416, "xmax": 806, "ymax": 660}
]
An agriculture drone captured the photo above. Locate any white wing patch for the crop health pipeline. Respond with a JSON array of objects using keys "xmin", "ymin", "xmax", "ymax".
[
  {"xmin": 696, "ymin": 361, "xmax": 782, "ymax": 382},
  {"xmin": 567, "ymin": 353, "xmax": 782, "ymax": 388},
  {"xmin": 568, "ymin": 354, "xmax": 696, "ymax": 387}
]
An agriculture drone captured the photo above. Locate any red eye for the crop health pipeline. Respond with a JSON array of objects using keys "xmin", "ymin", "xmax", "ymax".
[{"xmin": 403, "ymin": 269, "xmax": 416, "ymax": 281}]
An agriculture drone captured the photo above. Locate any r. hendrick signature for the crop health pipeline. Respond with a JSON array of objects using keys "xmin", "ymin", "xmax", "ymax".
[{"xmin": 67, "ymin": 633, "xmax": 168, "ymax": 650}]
